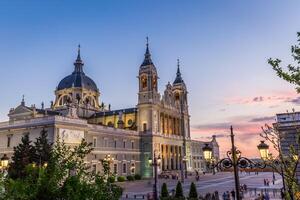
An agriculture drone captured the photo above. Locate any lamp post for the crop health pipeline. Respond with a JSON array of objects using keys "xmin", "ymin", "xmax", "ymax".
[
  {"xmin": 149, "ymin": 152, "xmax": 161, "ymax": 200},
  {"xmin": 102, "ymin": 154, "xmax": 114, "ymax": 176},
  {"xmin": 0, "ymin": 154, "xmax": 9, "ymax": 174},
  {"xmin": 0, "ymin": 154, "xmax": 9, "ymax": 169},
  {"xmin": 257, "ymin": 141, "xmax": 286, "ymax": 194},
  {"xmin": 203, "ymin": 126, "xmax": 266, "ymax": 200},
  {"xmin": 202, "ymin": 144, "xmax": 216, "ymax": 174},
  {"xmin": 181, "ymin": 156, "xmax": 188, "ymax": 182}
]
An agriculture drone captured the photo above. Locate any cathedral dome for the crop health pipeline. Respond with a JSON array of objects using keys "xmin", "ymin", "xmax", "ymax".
[
  {"xmin": 57, "ymin": 72, "xmax": 98, "ymax": 92},
  {"xmin": 56, "ymin": 45, "xmax": 99, "ymax": 92}
]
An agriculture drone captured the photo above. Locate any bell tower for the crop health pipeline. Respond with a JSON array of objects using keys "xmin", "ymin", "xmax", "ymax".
[
  {"xmin": 172, "ymin": 59, "xmax": 190, "ymax": 138},
  {"xmin": 137, "ymin": 38, "xmax": 160, "ymax": 133},
  {"xmin": 138, "ymin": 37, "xmax": 159, "ymax": 104}
]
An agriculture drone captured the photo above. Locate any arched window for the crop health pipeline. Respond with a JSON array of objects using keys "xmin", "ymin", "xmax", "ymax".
[
  {"xmin": 123, "ymin": 163, "xmax": 127, "ymax": 174},
  {"xmin": 141, "ymin": 75, "xmax": 147, "ymax": 90},
  {"xmin": 107, "ymin": 121, "xmax": 114, "ymax": 127},
  {"xmin": 59, "ymin": 95, "xmax": 72, "ymax": 106}
]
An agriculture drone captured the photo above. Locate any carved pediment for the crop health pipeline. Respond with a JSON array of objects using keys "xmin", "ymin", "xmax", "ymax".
[{"xmin": 8, "ymin": 105, "xmax": 32, "ymax": 116}]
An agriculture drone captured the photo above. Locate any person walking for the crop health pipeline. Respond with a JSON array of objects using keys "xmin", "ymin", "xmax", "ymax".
[
  {"xmin": 231, "ymin": 189, "xmax": 236, "ymax": 200},
  {"xmin": 222, "ymin": 192, "xmax": 227, "ymax": 200}
]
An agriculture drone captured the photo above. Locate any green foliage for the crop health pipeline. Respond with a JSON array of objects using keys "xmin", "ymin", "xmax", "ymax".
[
  {"xmin": 8, "ymin": 134, "xmax": 36, "ymax": 179},
  {"xmin": 107, "ymin": 176, "xmax": 115, "ymax": 183},
  {"xmin": 126, "ymin": 175, "xmax": 134, "ymax": 181},
  {"xmin": 160, "ymin": 182, "xmax": 169, "ymax": 199},
  {"xmin": 117, "ymin": 176, "xmax": 126, "ymax": 182},
  {"xmin": 174, "ymin": 181, "xmax": 184, "ymax": 199},
  {"xmin": 134, "ymin": 174, "xmax": 141, "ymax": 180},
  {"xmin": 33, "ymin": 129, "xmax": 52, "ymax": 166},
  {"xmin": 188, "ymin": 182, "xmax": 198, "ymax": 199},
  {"xmin": 1, "ymin": 136, "xmax": 123, "ymax": 200},
  {"xmin": 101, "ymin": 159, "xmax": 110, "ymax": 176},
  {"xmin": 268, "ymin": 32, "xmax": 300, "ymax": 93}
]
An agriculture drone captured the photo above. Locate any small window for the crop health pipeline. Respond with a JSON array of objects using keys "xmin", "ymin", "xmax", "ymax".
[
  {"xmin": 104, "ymin": 139, "xmax": 108, "ymax": 147},
  {"xmin": 114, "ymin": 164, "xmax": 118, "ymax": 174},
  {"xmin": 93, "ymin": 137, "xmax": 97, "ymax": 148},
  {"xmin": 7, "ymin": 135, "xmax": 12, "ymax": 148},
  {"xmin": 131, "ymin": 141, "xmax": 134, "ymax": 149},
  {"xmin": 114, "ymin": 140, "xmax": 117, "ymax": 148},
  {"xmin": 123, "ymin": 141, "xmax": 126, "ymax": 148},
  {"xmin": 123, "ymin": 163, "xmax": 127, "ymax": 173},
  {"xmin": 143, "ymin": 123, "xmax": 147, "ymax": 132}
]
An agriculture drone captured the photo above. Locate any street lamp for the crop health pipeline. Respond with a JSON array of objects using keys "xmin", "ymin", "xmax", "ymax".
[
  {"xmin": 0, "ymin": 154, "xmax": 9, "ymax": 169},
  {"xmin": 203, "ymin": 126, "xmax": 266, "ymax": 200},
  {"xmin": 257, "ymin": 141, "xmax": 269, "ymax": 161},
  {"xmin": 148, "ymin": 152, "xmax": 161, "ymax": 200},
  {"xmin": 202, "ymin": 144, "xmax": 217, "ymax": 175},
  {"xmin": 102, "ymin": 154, "xmax": 114, "ymax": 176},
  {"xmin": 180, "ymin": 155, "xmax": 188, "ymax": 182},
  {"xmin": 257, "ymin": 141, "xmax": 286, "ymax": 194}
]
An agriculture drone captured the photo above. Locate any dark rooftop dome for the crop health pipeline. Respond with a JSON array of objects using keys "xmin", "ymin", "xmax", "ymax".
[{"xmin": 57, "ymin": 45, "xmax": 99, "ymax": 92}]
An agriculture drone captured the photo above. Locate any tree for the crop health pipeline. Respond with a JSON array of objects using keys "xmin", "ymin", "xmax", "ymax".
[
  {"xmin": 268, "ymin": 32, "xmax": 300, "ymax": 93},
  {"xmin": 1, "ymin": 136, "xmax": 123, "ymax": 200},
  {"xmin": 188, "ymin": 182, "xmax": 198, "ymax": 199},
  {"xmin": 8, "ymin": 134, "xmax": 36, "ymax": 179},
  {"xmin": 161, "ymin": 182, "xmax": 169, "ymax": 199},
  {"xmin": 261, "ymin": 124, "xmax": 300, "ymax": 199},
  {"xmin": 267, "ymin": 32, "xmax": 300, "ymax": 199},
  {"xmin": 174, "ymin": 181, "xmax": 184, "ymax": 199},
  {"xmin": 33, "ymin": 129, "xmax": 52, "ymax": 166}
]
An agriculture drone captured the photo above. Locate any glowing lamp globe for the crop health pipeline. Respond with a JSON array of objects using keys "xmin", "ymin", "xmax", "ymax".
[
  {"xmin": 257, "ymin": 141, "xmax": 269, "ymax": 161},
  {"xmin": 202, "ymin": 144, "xmax": 213, "ymax": 161}
]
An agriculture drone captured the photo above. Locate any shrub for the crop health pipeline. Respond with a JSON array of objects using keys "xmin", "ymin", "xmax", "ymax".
[
  {"xmin": 107, "ymin": 176, "xmax": 115, "ymax": 183},
  {"xmin": 117, "ymin": 176, "xmax": 126, "ymax": 182},
  {"xmin": 188, "ymin": 182, "xmax": 198, "ymax": 199},
  {"xmin": 160, "ymin": 183, "xmax": 169, "ymax": 199},
  {"xmin": 126, "ymin": 175, "xmax": 134, "ymax": 181},
  {"xmin": 134, "ymin": 174, "xmax": 141, "ymax": 180},
  {"xmin": 175, "ymin": 181, "xmax": 184, "ymax": 199}
]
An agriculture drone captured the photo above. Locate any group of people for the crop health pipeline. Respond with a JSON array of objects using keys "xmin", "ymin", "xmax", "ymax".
[
  {"xmin": 222, "ymin": 190, "xmax": 236, "ymax": 200},
  {"xmin": 263, "ymin": 179, "xmax": 270, "ymax": 186},
  {"xmin": 255, "ymin": 192, "xmax": 270, "ymax": 200}
]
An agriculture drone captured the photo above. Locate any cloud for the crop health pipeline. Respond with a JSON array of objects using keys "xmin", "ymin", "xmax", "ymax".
[
  {"xmin": 249, "ymin": 116, "xmax": 275, "ymax": 122},
  {"xmin": 225, "ymin": 92, "xmax": 298, "ymax": 106},
  {"xmin": 253, "ymin": 96, "xmax": 264, "ymax": 102},
  {"xmin": 286, "ymin": 96, "xmax": 300, "ymax": 105},
  {"xmin": 190, "ymin": 115, "xmax": 276, "ymax": 158}
]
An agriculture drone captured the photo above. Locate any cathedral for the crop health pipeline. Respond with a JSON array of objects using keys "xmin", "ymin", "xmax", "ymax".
[{"xmin": 0, "ymin": 41, "xmax": 219, "ymax": 177}]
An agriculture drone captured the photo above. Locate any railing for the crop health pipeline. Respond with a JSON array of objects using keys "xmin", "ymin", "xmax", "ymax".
[
  {"xmin": 0, "ymin": 116, "xmax": 88, "ymax": 129},
  {"xmin": 88, "ymin": 124, "xmax": 139, "ymax": 136}
]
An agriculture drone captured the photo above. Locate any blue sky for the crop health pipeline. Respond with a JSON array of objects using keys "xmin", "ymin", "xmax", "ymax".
[{"xmin": 1, "ymin": 1, "xmax": 300, "ymax": 156}]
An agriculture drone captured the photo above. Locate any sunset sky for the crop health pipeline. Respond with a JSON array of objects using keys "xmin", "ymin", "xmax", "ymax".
[{"xmin": 1, "ymin": 1, "xmax": 300, "ymax": 158}]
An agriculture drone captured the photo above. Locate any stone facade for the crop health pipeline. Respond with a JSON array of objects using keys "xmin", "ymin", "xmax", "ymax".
[
  {"xmin": 275, "ymin": 112, "xmax": 300, "ymax": 182},
  {"xmin": 0, "ymin": 43, "xmax": 219, "ymax": 178}
]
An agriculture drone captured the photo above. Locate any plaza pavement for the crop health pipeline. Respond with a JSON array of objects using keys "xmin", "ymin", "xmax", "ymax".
[{"xmin": 118, "ymin": 172, "xmax": 283, "ymax": 199}]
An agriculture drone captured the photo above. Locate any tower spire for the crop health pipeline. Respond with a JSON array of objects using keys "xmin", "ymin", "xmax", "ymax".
[
  {"xmin": 141, "ymin": 37, "xmax": 153, "ymax": 66},
  {"xmin": 173, "ymin": 58, "xmax": 184, "ymax": 84},
  {"xmin": 77, "ymin": 44, "xmax": 81, "ymax": 61},
  {"xmin": 21, "ymin": 95, "xmax": 25, "ymax": 106},
  {"xmin": 177, "ymin": 58, "xmax": 181, "ymax": 75},
  {"xmin": 73, "ymin": 44, "xmax": 84, "ymax": 73}
]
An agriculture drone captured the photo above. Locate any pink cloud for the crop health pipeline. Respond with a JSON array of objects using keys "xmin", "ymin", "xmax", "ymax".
[
  {"xmin": 191, "ymin": 115, "xmax": 276, "ymax": 158},
  {"xmin": 225, "ymin": 91, "xmax": 298, "ymax": 106}
]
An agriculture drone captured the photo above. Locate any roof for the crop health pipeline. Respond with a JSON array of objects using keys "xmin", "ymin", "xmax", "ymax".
[
  {"xmin": 92, "ymin": 107, "xmax": 137, "ymax": 118},
  {"xmin": 57, "ymin": 72, "xmax": 98, "ymax": 92},
  {"xmin": 57, "ymin": 46, "xmax": 99, "ymax": 92}
]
